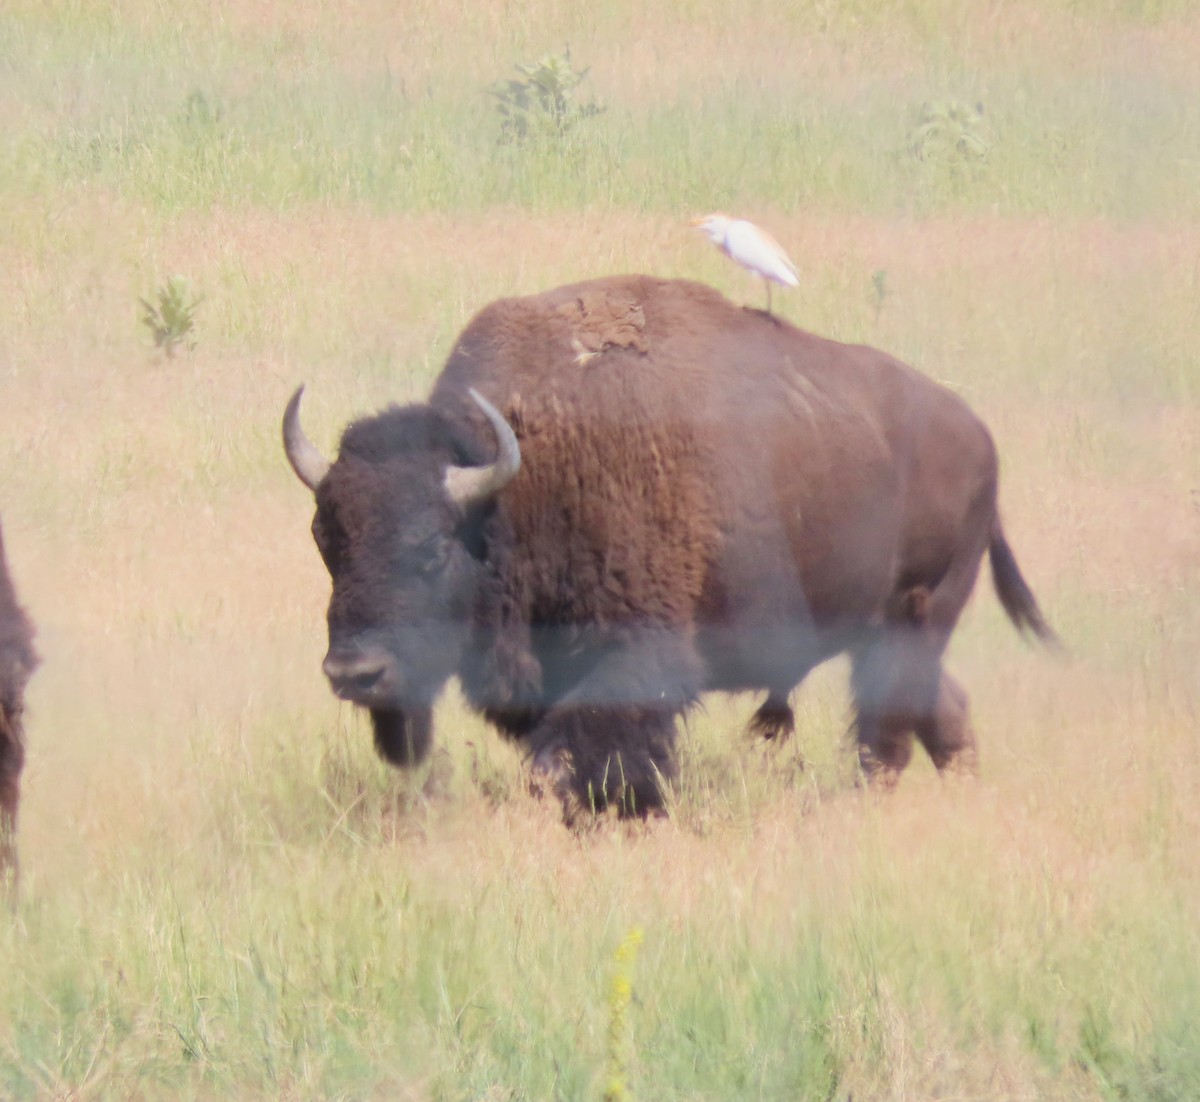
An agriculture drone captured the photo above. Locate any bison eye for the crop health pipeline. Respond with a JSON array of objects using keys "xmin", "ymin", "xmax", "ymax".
[{"xmin": 409, "ymin": 534, "xmax": 449, "ymax": 574}]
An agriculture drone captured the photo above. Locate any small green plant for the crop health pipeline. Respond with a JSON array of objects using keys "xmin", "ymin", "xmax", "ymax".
[
  {"xmin": 489, "ymin": 46, "xmax": 605, "ymax": 144},
  {"xmin": 180, "ymin": 89, "xmax": 221, "ymax": 133},
  {"xmin": 602, "ymin": 926, "xmax": 644, "ymax": 1102},
  {"xmin": 907, "ymin": 99, "xmax": 989, "ymax": 168},
  {"xmin": 139, "ymin": 275, "xmax": 202, "ymax": 357}
]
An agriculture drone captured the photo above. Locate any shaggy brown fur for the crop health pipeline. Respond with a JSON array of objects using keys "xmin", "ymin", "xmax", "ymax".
[
  {"xmin": 289, "ymin": 275, "xmax": 1056, "ymax": 818},
  {"xmin": 0, "ymin": 517, "xmax": 37, "ymax": 883}
]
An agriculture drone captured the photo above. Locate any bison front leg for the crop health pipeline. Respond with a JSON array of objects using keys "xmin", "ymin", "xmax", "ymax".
[
  {"xmin": 527, "ymin": 633, "xmax": 702, "ymax": 822},
  {"xmin": 529, "ymin": 704, "xmax": 680, "ymax": 824}
]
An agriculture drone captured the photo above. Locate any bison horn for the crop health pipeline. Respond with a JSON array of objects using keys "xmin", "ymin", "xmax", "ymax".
[
  {"xmin": 444, "ymin": 388, "xmax": 521, "ymax": 509},
  {"xmin": 282, "ymin": 385, "xmax": 331, "ymax": 492}
]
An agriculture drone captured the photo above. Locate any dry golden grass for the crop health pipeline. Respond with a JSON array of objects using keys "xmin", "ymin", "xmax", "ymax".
[{"xmin": 2, "ymin": 193, "xmax": 1195, "ymax": 890}]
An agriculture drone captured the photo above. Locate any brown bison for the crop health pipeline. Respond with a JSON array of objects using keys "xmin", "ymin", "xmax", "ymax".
[
  {"xmin": 283, "ymin": 275, "xmax": 1055, "ymax": 818},
  {"xmin": 0, "ymin": 516, "xmax": 37, "ymax": 882}
]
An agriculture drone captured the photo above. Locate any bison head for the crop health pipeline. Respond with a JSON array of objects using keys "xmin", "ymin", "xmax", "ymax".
[{"xmin": 283, "ymin": 386, "xmax": 520, "ymax": 766}]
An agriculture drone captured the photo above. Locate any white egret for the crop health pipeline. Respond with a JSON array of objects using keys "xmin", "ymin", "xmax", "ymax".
[{"xmin": 691, "ymin": 212, "xmax": 798, "ymax": 315}]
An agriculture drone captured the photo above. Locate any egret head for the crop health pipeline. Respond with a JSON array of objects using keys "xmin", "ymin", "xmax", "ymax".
[{"xmin": 691, "ymin": 212, "xmax": 733, "ymax": 246}]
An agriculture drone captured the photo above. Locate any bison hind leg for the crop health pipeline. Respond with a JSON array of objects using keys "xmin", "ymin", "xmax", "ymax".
[
  {"xmin": 850, "ymin": 628, "xmax": 978, "ymax": 786},
  {"xmin": 914, "ymin": 670, "xmax": 977, "ymax": 777},
  {"xmin": 852, "ymin": 563, "xmax": 984, "ymax": 786}
]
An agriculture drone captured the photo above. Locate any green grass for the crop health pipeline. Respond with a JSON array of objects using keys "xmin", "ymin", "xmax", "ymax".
[
  {"xmin": 3, "ymin": 1, "xmax": 1200, "ymax": 217},
  {"xmin": 0, "ymin": 0, "xmax": 1198, "ymax": 1098},
  {"xmin": 6, "ymin": 699, "xmax": 1200, "ymax": 1100}
]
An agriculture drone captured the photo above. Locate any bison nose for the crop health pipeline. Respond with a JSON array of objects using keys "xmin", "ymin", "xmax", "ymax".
[{"xmin": 322, "ymin": 651, "xmax": 389, "ymax": 699}]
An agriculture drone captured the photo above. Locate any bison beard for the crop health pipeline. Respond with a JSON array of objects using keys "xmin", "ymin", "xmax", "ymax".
[
  {"xmin": 371, "ymin": 706, "xmax": 433, "ymax": 767},
  {"xmin": 0, "ymin": 518, "xmax": 37, "ymax": 886},
  {"xmin": 284, "ymin": 275, "xmax": 1057, "ymax": 821}
]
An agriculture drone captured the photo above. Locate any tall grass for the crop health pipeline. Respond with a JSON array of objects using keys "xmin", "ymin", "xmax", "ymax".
[
  {"xmin": 0, "ymin": 0, "xmax": 1198, "ymax": 1098},
  {"xmin": 3, "ymin": 1, "xmax": 1200, "ymax": 216}
]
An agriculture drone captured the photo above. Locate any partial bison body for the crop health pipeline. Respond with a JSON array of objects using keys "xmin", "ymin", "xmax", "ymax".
[
  {"xmin": 284, "ymin": 275, "xmax": 1055, "ymax": 817},
  {"xmin": 0, "ymin": 517, "xmax": 37, "ymax": 881}
]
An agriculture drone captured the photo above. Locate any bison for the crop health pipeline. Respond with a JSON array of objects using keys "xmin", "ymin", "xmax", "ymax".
[
  {"xmin": 0, "ymin": 516, "xmax": 37, "ymax": 883},
  {"xmin": 283, "ymin": 275, "xmax": 1056, "ymax": 818}
]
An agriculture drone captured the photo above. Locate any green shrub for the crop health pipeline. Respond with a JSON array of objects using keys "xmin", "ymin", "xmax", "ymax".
[
  {"xmin": 139, "ymin": 274, "xmax": 202, "ymax": 357},
  {"xmin": 489, "ymin": 46, "xmax": 605, "ymax": 145},
  {"xmin": 907, "ymin": 99, "xmax": 989, "ymax": 169}
]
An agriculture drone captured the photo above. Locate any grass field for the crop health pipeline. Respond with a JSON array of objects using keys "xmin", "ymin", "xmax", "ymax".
[{"xmin": 1, "ymin": 1, "xmax": 1199, "ymax": 1098}]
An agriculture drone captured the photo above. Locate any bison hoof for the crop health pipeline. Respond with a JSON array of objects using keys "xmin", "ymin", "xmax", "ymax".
[
  {"xmin": 748, "ymin": 699, "xmax": 796, "ymax": 743},
  {"xmin": 528, "ymin": 746, "xmax": 583, "ymax": 824},
  {"xmin": 855, "ymin": 751, "xmax": 904, "ymax": 793}
]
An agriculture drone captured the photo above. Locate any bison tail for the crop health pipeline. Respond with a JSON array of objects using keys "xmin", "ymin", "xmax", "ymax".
[{"xmin": 988, "ymin": 521, "xmax": 1061, "ymax": 650}]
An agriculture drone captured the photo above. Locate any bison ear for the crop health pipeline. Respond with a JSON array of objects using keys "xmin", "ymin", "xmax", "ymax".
[{"xmin": 444, "ymin": 388, "xmax": 521, "ymax": 510}]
